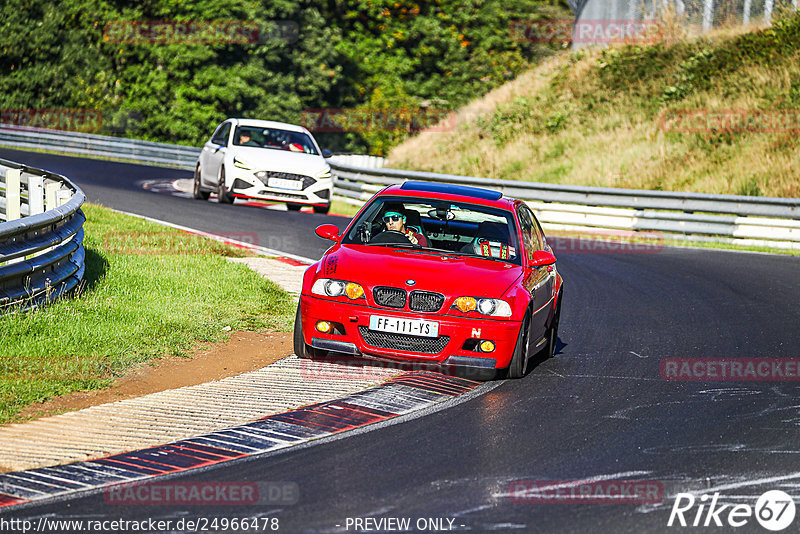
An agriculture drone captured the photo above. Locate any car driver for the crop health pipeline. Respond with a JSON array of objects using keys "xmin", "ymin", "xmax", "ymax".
[
  {"xmin": 237, "ymin": 131, "xmax": 259, "ymax": 146},
  {"xmin": 383, "ymin": 211, "xmax": 428, "ymax": 247}
]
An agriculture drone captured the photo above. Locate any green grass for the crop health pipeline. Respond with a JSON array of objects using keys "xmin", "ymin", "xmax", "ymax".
[
  {"xmin": 387, "ymin": 12, "xmax": 800, "ymax": 199},
  {"xmin": 0, "ymin": 204, "xmax": 296, "ymax": 424},
  {"xmin": 657, "ymin": 237, "xmax": 800, "ymax": 256},
  {"xmin": 330, "ymin": 199, "xmax": 364, "ymax": 218}
]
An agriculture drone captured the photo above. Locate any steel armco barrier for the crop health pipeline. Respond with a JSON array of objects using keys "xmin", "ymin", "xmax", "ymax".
[
  {"xmin": 2, "ymin": 123, "xmax": 799, "ymax": 250},
  {"xmin": 0, "ymin": 158, "xmax": 85, "ymax": 310},
  {"xmin": 328, "ymin": 162, "xmax": 800, "ymax": 250},
  {"xmin": 0, "ymin": 124, "xmax": 201, "ymax": 169}
]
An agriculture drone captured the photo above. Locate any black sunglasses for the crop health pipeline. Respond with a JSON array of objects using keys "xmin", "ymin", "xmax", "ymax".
[{"xmin": 382, "ymin": 215, "xmax": 403, "ymax": 223}]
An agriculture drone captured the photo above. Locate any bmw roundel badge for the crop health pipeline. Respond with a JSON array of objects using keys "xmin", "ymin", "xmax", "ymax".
[{"xmin": 406, "ymin": 279, "xmax": 416, "ymax": 286}]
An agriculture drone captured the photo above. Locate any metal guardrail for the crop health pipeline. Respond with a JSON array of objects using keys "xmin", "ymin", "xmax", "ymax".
[
  {"xmin": 0, "ymin": 124, "xmax": 383, "ymax": 171},
  {"xmin": 2, "ymin": 123, "xmax": 798, "ymax": 250},
  {"xmin": 0, "ymin": 124, "xmax": 201, "ymax": 169},
  {"xmin": 327, "ymin": 154, "xmax": 386, "ymax": 169},
  {"xmin": 0, "ymin": 158, "xmax": 86, "ymax": 310},
  {"xmin": 329, "ymin": 161, "xmax": 800, "ymax": 250}
]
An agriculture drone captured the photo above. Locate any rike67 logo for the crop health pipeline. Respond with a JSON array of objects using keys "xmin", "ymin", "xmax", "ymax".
[{"xmin": 668, "ymin": 490, "xmax": 796, "ymax": 531}]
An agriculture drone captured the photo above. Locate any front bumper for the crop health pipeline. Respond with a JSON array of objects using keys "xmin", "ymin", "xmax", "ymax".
[
  {"xmin": 299, "ymin": 295, "xmax": 521, "ymax": 370},
  {"xmin": 230, "ymin": 171, "xmax": 332, "ymax": 206}
]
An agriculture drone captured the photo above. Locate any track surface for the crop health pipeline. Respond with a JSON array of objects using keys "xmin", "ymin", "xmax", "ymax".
[
  {"xmin": 3, "ymin": 148, "xmax": 800, "ymax": 532},
  {"xmin": 0, "ymin": 148, "xmax": 344, "ymax": 260}
]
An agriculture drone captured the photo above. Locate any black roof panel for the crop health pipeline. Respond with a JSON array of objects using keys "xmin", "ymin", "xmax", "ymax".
[{"xmin": 399, "ymin": 181, "xmax": 502, "ymax": 201}]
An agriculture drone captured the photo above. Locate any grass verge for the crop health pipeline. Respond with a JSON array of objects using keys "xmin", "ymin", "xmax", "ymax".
[
  {"xmin": 387, "ymin": 12, "xmax": 800, "ymax": 198},
  {"xmin": 0, "ymin": 203, "xmax": 296, "ymax": 424},
  {"xmin": 330, "ymin": 199, "xmax": 363, "ymax": 218}
]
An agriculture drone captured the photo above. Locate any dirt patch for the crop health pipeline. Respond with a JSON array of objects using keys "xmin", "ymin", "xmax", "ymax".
[{"xmin": 14, "ymin": 331, "xmax": 292, "ymax": 424}]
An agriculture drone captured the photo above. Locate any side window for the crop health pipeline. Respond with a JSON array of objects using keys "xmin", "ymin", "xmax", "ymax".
[
  {"xmin": 211, "ymin": 122, "xmax": 230, "ymax": 145},
  {"xmin": 517, "ymin": 206, "xmax": 538, "ymax": 261},
  {"xmin": 218, "ymin": 123, "xmax": 231, "ymax": 145},
  {"xmin": 532, "ymin": 213, "xmax": 547, "ymax": 251},
  {"xmin": 211, "ymin": 123, "xmax": 225, "ymax": 140}
]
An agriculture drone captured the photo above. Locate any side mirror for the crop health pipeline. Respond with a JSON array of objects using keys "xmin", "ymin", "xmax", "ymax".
[
  {"xmin": 322, "ymin": 149, "xmax": 333, "ymax": 159},
  {"xmin": 315, "ymin": 224, "xmax": 340, "ymax": 241},
  {"xmin": 529, "ymin": 250, "xmax": 556, "ymax": 267},
  {"xmin": 211, "ymin": 137, "xmax": 226, "ymax": 147}
]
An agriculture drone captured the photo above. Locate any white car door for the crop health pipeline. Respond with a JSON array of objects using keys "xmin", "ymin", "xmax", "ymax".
[{"xmin": 201, "ymin": 122, "xmax": 231, "ymax": 187}]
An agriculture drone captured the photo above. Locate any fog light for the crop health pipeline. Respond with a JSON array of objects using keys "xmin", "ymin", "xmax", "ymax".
[
  {"xmin": 479, "ymin": 340, "xmax": 496, "ymax": 353},
  {"xmin": 315, "ymin": 321, "xmax": 332, "ymax": 333}
]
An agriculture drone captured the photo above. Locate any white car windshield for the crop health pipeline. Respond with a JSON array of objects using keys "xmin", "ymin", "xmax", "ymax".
[{"xmin": 233, "ymin": 126, "xmax": 318, "ymax": 155}]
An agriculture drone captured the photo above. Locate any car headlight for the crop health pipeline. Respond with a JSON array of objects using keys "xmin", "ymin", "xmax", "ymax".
[
  {"xmin": 311, "ymin": 278, "xmax": 365, "ymax": 300},
  {"xmin": 452, "ymin": 297, "xmax": 512, "ymax": 317},
  {"xmin": 318, "ymin": 167, "xmax": 332, "ymax": 179},
  {"xmin": 233, "ymin": 157, "xmax": 251, "ymax": 170}
]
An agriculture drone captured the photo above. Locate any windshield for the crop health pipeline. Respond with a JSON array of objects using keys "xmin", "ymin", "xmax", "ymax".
[
  {"xmin": 232, "ymin": 126, "xmax": 318, "ymax": 155},
  {"xmin": 342, "ymin": 196, "xmax": 521, "ymax": 264}
]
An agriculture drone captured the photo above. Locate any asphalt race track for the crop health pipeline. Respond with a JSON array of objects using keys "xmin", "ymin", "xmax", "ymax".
[
  {"xmin": 2, "ymin": 148, "xmax": 800, "ymax": 533},
  {"xmin": 0, "ymin": 148, "xmax": 345, "ymax": 260}
]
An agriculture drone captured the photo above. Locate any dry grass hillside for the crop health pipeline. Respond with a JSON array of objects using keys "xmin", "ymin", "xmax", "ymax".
[{"xmin": 387, "ymin": 13, "xmax": 800, "ymax": 197}]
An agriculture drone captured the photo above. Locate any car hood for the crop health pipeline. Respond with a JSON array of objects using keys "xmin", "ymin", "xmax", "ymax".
[
  {"xmin": 230, "ymin": 146, "xmax": 329, "ymax": 176},
  {"xmin": 319, "ymin": 245, "xmax": 523, "ymax": 297}
]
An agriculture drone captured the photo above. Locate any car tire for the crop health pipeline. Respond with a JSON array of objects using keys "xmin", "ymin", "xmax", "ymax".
[
  {"xmin": 506, "ymin": 311, "xmax": 531, "ymax": 379},
  {"xmin": 286, "ymin": 203, "xmax": 303, "ymax": 211},
  {"xmin": 293, "ymin": 303, "xmax": 325, "ymax": 359},
  {"xmin": 313, "ymin": 204, "xmax": 330, "ymax": 215},
  {"xmin": 217, "ymin": 168, "xmax": 234, "ymax": 204},
  {"xmin": 541, "ymin": 290, "xmax": 562, "ymax": 360},
  {"xmin": 193, "ymin": 165, "xmax": 210, "ymax": 200}
]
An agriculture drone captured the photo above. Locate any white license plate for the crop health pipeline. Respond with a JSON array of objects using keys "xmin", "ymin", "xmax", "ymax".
[
  {"xmin": 369, "ymin": 315, "xmax": 439, "ymax": 338},
  {"xmin": 268, "ymin": 177, "xmax": 303, "ymax": 190}
]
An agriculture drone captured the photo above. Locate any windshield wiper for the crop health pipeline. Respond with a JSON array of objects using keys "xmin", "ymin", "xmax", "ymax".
[{"xmin": 366, "ymin": 242, "xmax": 418, "ymax": 248}]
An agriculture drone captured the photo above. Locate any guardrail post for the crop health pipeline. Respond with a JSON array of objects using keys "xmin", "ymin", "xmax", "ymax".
[
  {"xmin": 702, "ymin": 0, "xmax": 714, "ymax": 31},
  {"xmin": 5, "ymin": 169, "xmax": 21, "ymax": 221},
  {"xmin": 57, "ymin": 189, "xmax": 71, "ymax": 207},
  {"xmin": 45, "ymin": 181, "xmax": 60, "ymax": 210},
  {"xmin": 27, "ymin": 175, "xmax": 45, "ymax": 215}
]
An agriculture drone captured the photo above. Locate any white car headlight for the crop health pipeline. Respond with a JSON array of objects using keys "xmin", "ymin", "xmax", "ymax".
[
  {"xmin": 477, "ymin": 298, "xmax": 496, "ymax": 315},
  {"xmin": 311, "ymin": 278, "xmax": 365, "ymax": 299},
  {"xmin": 233, "ymin": 157, "xmax": 251, "ymax": 170}
]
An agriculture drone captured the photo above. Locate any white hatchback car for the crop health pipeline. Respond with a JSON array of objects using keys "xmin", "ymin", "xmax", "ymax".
[{"xmin": 194, "ymin": 118, "xmax": 334, "ymax": 214}]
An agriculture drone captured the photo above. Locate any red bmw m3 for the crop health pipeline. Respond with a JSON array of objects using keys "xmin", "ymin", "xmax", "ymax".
[{"xmin": 293, "ymin": 181, "xmax": 564, "ymax": 380}]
